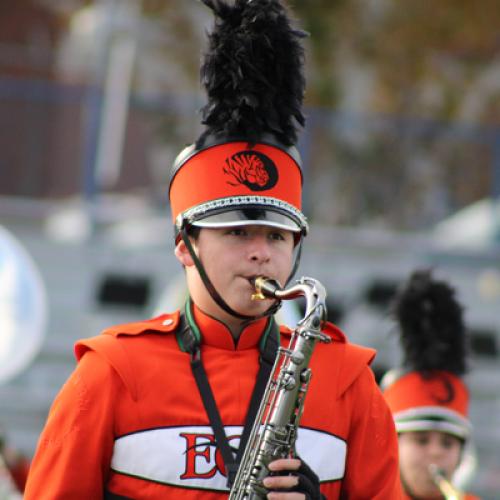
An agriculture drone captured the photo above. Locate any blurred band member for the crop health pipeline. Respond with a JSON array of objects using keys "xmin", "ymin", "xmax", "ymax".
[{"xmin": 382, "ymin": 269, "xmax": 480, "ymax": 500}]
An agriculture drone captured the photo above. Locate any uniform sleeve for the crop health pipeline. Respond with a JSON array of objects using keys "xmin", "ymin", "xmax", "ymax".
[
  {"xmin": 24, "ymin": 350, "xmax": 124, "ymax": 500},
  {"xmin": 341, "ymin": 366, "xmax": 404, "ymax": 499}
]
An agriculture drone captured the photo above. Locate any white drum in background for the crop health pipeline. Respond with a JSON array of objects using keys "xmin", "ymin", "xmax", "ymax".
[{"xmin": 0, "ymin": 226, "xmax": 48, "ymax": 384}]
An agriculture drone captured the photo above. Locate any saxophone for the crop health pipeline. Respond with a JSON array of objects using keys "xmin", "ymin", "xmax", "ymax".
[
  {"xmin": 428, "ymin": 464, "xmax": 464, "ymax": 500},
  {"xmin": 229, "ymin": 276, "xmax": 331, "ymax": 499}
]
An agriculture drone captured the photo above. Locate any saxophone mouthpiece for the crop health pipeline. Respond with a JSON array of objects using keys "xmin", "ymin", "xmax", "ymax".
[
  {"xmin": 428, "ymin": 463, "xmax": 444, "ymax": 476},
  {"xmin": 428, "ymin": 464, "xmax": 464, "ymax": 500},
  {"xmin": 251, "ymin": 276, "xmax": 282, "ymax": 300}
]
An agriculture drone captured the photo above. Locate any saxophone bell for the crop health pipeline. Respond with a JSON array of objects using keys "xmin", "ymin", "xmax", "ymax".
[{"xmin": 428, "ymin": 464, "xmax": 464, "ymax": 500}]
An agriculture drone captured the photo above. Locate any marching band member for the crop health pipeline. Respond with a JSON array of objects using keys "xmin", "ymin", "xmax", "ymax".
[
  {"xmin": 25, "ymin": 1, "xmax": 402, "ymax": 498},
  {"xmin": 382, "ymin": 269, "xmax": 480, "ymax": 500}
]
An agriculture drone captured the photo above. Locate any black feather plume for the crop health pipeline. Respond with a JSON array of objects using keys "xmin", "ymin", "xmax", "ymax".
[
  {"xmin": 392, "ymin": 269, "xmax": 467, "ymax": 376},
  {"xmin": 197, "ymin": 0, "xmax": 307, "ymax": 147}
]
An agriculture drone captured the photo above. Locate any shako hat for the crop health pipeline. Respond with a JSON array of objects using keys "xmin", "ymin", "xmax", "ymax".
[
  {"xmin": 381, "ymin": 269, "xmax": 471, "ymax": 441},
  {"xmin": 168, "ymin": 0, "xmax": 308, "ymax": 240}
]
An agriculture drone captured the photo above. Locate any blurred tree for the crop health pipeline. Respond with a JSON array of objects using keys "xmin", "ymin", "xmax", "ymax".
[
  {"xmin": 331, "ymin": 0, "xmax": 500, "ymax": 123},
  {"xmin": 289, "ymin": 0, "xmax": 346, "ymax": 107},
  {"xmin": 0, "ymin": 0, "xmax": 67, "ymax": 78},
  {"xmin": 139, "ymin": 0, "xmax": 206, "ymax": 90},
  {"xmin": 12, "ymin": 0, "xmax": 499, "ymax": 227},
  {"xmin": 37, "ymin": 0, "xmax": 500, "ymax": 124}
]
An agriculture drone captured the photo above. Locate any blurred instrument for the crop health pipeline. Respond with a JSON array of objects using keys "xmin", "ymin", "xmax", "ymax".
[
  {"xmin": 230, "ymin": 276, "xmax": 330, "ymax": 499},
  {"xmin": 429, "ymin": 463, "xmax": 464, "ymax": 500},
  {"xmin": 0, "ymin": 226, "xmax": 47, "ymax": 497},
  {"xmin": 0, "ymin": 225, "xmax": 48, "ymax": 384}
]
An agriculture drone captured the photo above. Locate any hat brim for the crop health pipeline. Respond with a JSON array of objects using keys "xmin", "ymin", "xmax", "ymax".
[
  {"xmin": 191, "ymin": 207, "xmax": 302, "ymax": 233},
  {"xmin": 393, "ymin": 406, "xmax": 471, "ymax": 440}
]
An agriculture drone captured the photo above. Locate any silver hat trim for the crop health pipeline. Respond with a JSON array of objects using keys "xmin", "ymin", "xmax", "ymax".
[{"xmin": 176, "ymin": 195, "xmax": 309, "ymax": 233}]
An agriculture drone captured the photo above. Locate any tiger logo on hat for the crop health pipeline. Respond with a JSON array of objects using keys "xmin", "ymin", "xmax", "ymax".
[{"xmin": 223, "ymin": 151, "xmax": 278, "ymax": 191}]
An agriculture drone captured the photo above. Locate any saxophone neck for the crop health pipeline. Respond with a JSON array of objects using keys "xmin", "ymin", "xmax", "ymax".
[{"xmin": 252, "ymin": 276, "xmax": 328, "ymax": 334}]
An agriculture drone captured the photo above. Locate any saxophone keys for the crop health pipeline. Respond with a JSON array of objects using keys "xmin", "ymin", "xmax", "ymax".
[
  {"xmin": 300, "ymin": 368, "xmax": 312, "ymax": 384},
  {"xmin": 290, "ymin": 352, "xmax": 305, "ymax": 365}
]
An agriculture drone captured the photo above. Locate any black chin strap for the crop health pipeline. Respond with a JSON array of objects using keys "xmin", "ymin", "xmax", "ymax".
[{"xmin": 180, "ymin": 224, "xmax": 303, "ymax": 321}]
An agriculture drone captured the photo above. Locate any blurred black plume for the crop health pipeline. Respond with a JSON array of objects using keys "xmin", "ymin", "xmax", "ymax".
[
  {"xmin": 392, "ymin": 269, "xmax": 467, "ymax": 375},
  {"xmin": 197, "ymin": 0, "xmax": 307, "ymax": 147}
]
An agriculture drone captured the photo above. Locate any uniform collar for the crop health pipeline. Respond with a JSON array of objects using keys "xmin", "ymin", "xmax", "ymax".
[{"xmin": 192, "ymin": 303, "xmax": 269, "ymax": 351}]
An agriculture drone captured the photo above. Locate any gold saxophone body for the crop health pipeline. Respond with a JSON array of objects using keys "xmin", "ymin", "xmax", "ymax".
[
  {"xmin": 428, "ymin": 464, "xmax": 464, "ymax": 500},
  {"xmin": 230, "ymin": 276, "xmax": 330, "ymax": 499}
]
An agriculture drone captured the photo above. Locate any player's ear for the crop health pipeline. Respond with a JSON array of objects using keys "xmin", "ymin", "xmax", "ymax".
[{"xmin": 174, "ymin": 239, "xmax": 195, "ymax": 267}]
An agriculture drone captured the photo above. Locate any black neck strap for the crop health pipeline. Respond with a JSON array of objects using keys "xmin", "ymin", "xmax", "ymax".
[{"xmin": 176, "ymin": 302, "xmax": 279, "ymax": 487}]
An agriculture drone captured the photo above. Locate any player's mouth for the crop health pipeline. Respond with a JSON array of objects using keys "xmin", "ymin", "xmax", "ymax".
[{"xmin": 246, "ymin": 275, "xmax": 270, "ymax": 287}]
